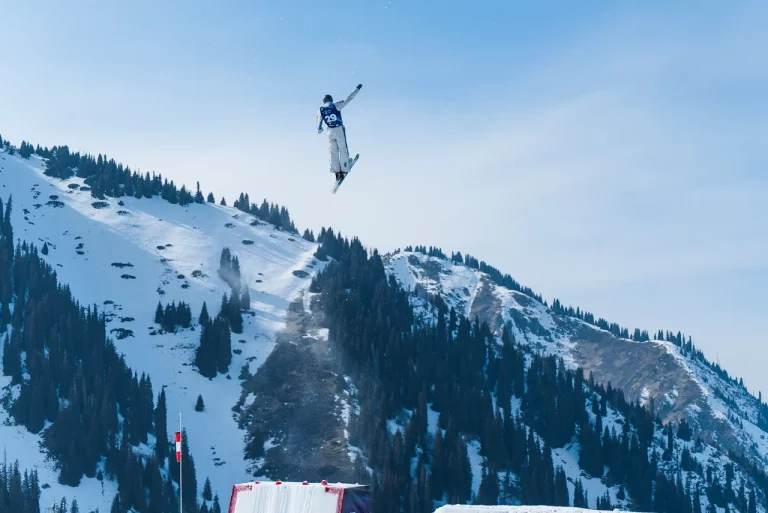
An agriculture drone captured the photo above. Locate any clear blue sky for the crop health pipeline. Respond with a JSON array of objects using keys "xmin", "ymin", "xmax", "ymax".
[{"xmin": 1, "ymin": 1, "xmax": 767, "ymax": 395}]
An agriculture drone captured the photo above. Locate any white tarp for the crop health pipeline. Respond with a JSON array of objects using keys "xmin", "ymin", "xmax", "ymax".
[{"xmin": 228, "ymin": 481, "xmax": 364, "ymax": 513}]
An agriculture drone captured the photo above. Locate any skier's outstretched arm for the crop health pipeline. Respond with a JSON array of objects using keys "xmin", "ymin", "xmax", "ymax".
[
  {"xmin": 336, "ymin": 84, "xmax": 362, "ymax": 110},
  {"xmin": 316, "ymin": 109, "xmax": 324, "ymax": 133}
]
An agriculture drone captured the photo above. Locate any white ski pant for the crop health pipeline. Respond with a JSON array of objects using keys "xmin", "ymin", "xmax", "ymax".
[{"xmin": 327, "ymin": 125, "xmax": 351, "ymax": 173}]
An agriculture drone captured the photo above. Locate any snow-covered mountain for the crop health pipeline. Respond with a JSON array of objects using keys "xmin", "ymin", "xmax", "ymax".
[
  {"xmin": 0, "ymin": 150, "xmax": 324, "ymax": 511},
  {"xmin": 384, "ymin": 251, "xmax": 768, "ymax": 469},
  {"xmin": 0, "ymin": 141, "xmax": 766, "ymax": 513}
]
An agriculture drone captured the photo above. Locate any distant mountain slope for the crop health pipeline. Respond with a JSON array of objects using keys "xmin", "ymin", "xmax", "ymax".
[
  {"xmin": 384, "ymin": 251, "xmax": 768, "ymax": 469},
  {"xmin": 310, "ymin": 236, "xmax": 767, "ymax": 513}
]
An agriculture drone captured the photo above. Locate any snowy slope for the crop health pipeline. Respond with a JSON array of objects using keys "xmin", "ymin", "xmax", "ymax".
[
  {"xmin": 2, "ymin": 146, "xmax": 766, "ymax": 511},
  {"xmin": 383, "ymin": 251, "xmax": 768, "ymax": 470},
  {"xmin": 0, "ymin": 152, "xmax": 323, "ymax": 511},
  {"xmin": 434, "ymin": 507, "xmax": 621, "ymax": 513},
  {"xmin": 384, "ymin": 252, "xmax": 571, "ymax": 354}
]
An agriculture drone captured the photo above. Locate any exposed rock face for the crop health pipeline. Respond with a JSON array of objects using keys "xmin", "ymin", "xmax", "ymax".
[
  {"xmin": 384, "ymin": 251, "xmax": 768, "ymax": 467},
  {"xmin": 238, "ymin": 297, "xmax": 355, "ymax": 482}
]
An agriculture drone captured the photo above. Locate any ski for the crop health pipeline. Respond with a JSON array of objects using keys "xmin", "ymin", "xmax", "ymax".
[{"xmin": 331, "ymin": 154, "xmax": 359, "ymax": 194}]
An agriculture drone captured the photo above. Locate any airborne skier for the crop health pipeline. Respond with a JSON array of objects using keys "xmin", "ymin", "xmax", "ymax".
[{"xmin": 317, "ymin": 84, "xmax": 362, "ymax": 186}]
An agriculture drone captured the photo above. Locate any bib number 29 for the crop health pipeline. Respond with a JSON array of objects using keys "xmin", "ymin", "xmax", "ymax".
[{"xmin": 324, "ymin": 114, "xmax": 337, "ymax": 124}]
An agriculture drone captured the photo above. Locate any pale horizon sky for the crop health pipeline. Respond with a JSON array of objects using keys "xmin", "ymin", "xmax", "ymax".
[{"xmin": 1, "ymin": 2, "xmax": 767, "ymax": 396}]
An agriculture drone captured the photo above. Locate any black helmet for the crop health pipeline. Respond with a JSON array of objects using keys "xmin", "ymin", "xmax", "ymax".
[{"xmin": 323, "ymin": 94, "xmax": 333, "ymax": 104}]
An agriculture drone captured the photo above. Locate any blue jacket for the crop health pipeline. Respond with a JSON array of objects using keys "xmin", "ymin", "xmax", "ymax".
[{"xmin": 316, "ymin": 86, "xmax": 360, "ymax": 132}]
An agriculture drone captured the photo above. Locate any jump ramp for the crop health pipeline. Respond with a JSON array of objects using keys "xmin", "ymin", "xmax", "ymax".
[{"xmin": 227, "ymin": 481, "xmax": 371, "ymax": 513}]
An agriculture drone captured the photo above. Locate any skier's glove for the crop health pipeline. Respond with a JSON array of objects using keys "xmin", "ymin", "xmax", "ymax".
[
  {"xmin": 317, "ymin": 127, "xmax": 323, "ymax": 134},
  {"xmin": 356, "ymin": 84, "xmax": 362, "ymax": 89}
]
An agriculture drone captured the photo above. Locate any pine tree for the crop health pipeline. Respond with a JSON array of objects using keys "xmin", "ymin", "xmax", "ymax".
[
  {"xmin": 212, "ymin": 495, "xmax": 222, "ymax": 513},
  {"xmin": 207, "ymin": 192, "xmax": 215, "ymax": 203},
  {"xmin": 155, "ymin": 302, "xmax": 164, "ymax": 324},
  {"xmin": 573, "ymin": 479, "xmax": 587, "ymax": 508},
  {"xmin": 110, "ymin": 493, "xmax": 122, "ymax": 513},
  {"xmin": 220, "ymin": 197, "xmax": 227, "ymax": 206},
  {"xmin": 180, "ymin": 301, "xmax": 192, "ymax": 328},
  {"xmin": 693, "ymin": 488, "xmax": 703, "ymax": 513},
  {"xmin": 554, "ymin": 467, "xmax": 569, "ymax": 506},
  {"xmin": 215, "ymin": 317, "xmax": 232, "ymax": 373},
  {"xmin": 2, "ymin": 335, "xmax": 21, "ymax": 384},
  {"xmin": 678, "ymin": 419, "xmax": 692, "ymax": 441},
  {"xmin": 430, "ymin": 428, "xmax": 445, "ymax": 501},
  {"xmin": 203, "ymin": 477, "xmax": 213, "ymax": 501},
  {"xmin": 195, "ymin": 182, "xmax": 205, "ymax": 203},
  {"xmin": 199, "ymin": 302, "xmax": 210, "ymax": 326},
  {"xmin": 195, "ymin": 322, "xmax": 218, "ymax": 378},
  {"xmin": 41, "ymin": 242, "xmax": 49, "ymax": 255},
  {"xmin": 195, "ymin": 395, "xmax": 205, "ymax": 412},
  {"xmin": 240, "ymin": 288, "xmax": 251, "ymax": 312},
  {"xmin": 475, "ymin": 462, "xmax": 499, "ymax": 505},
  {"xmin": 663, "ymin": 426, "xmax": 675, "ymax": 460},
  {"xmin": 163, "ymin": 302, "xmax": 177, "ymax": 332},
  {"xmin": 180, "ymin": 430, "xmax": 198, "ymax": 513},
  {"xmin": 228, "ymin": 294, "xmax": 243, "ymax": 334},
  {"xmin": 156, "ymin": 389, "xmax": 169, "ymax": 463},
  {"xmin": 165, "ymin": 475, "xmax": 179, "ymax": 512}
]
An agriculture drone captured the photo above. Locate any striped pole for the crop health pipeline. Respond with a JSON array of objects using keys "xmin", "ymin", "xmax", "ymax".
[{"xmin": 177, "ymin": 413, "xmax": 182, "ymax": 513}]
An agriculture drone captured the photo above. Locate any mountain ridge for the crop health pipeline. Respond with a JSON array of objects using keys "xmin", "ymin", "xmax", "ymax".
[
  {"xmin": 0, "ymin": 136, "xmax": 766, "ymax": 513},
  {"xmin": 383, "ymin": 250, "xmax": 768, "ymax": 469}
]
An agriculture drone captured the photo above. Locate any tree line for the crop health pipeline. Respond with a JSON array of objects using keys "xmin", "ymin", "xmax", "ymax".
[
  {"xmin": 232, "ymin": 193, "xmax": 297, "ymax": 233},
  {"xmin": 0, "ymin": 194, "xmax": 216, "ymax": 512},
  {"xmin": 1, "ymin": 134, "xmax": 298, "ymax": 232},
  {"xmin": 195, "ymin": 247, "xmax": 254, "ymax": 378},
  {"xmin": 311, "ymin": 229, "xmax": 768, "ymax": 513},
  {"xmin": 0, "ymin": 460, "xmax": 42, "ymax": 513},
  {"xmin": 398, "ymin": 242, "xmax": 761, "ymax": 431},
  {"xmin": 155, "ymin": 301, "xmax": 193, "ymax": 332}
]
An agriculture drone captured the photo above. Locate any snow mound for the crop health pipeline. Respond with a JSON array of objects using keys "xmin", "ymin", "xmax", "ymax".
[{"xmin": 434, "ymin": 507, "xmax": 624, "ymax": 513}]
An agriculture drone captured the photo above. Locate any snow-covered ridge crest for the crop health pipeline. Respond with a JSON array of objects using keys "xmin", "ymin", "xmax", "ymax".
[
  {"xmin": 384, "ymin": 250, "xmax": 768, "ymax": 468},
  {"xmin": 0, "ymin": 151, "xmax": 323, "ymax": 512}
]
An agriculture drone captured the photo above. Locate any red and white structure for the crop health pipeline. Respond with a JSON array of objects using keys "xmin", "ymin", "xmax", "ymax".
[
  {"xmin": 175, "ymin": 431, "xmax": 182, "ymax": 462},
  {"xmin": 178, "ymin": 413, "xmax": 183, "ymax": 513},
  {"xmin": 227, "ymin": 481, "xmax": 370, "ymax": 513}
]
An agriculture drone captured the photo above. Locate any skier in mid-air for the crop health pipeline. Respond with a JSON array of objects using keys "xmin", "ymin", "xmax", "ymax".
[{"xmin": 317, "ymin": 84, "xmax": 362, "ymax": 185}]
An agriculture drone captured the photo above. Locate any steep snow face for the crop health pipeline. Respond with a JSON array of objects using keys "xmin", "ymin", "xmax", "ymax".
[
  {"xmin": 384, "ymin": 252, "xmax": 768, "ymax": 469},
  {"xmin": 0, "ymin": 152, "xmax": 322, "ymax": 512}
]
